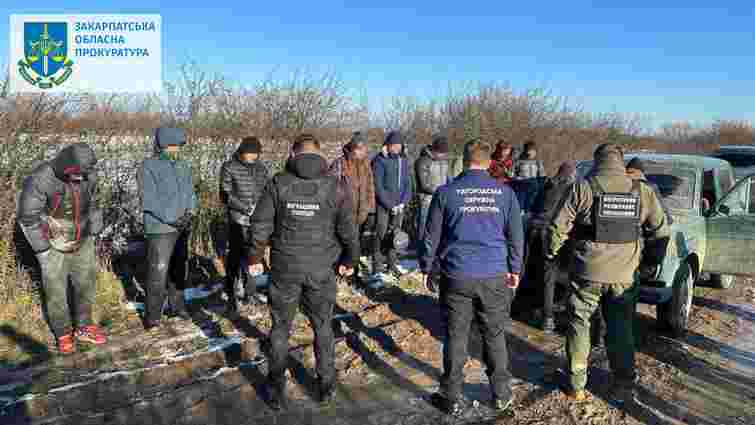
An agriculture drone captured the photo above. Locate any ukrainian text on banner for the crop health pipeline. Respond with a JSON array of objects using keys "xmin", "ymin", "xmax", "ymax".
[{"xmin": 9, "ymin": 14, "xmax": 162, "ymax": 93}]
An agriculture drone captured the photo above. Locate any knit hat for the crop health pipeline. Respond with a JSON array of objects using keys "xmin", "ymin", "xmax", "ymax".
[
  {"xmin": 347, "ymin": 131, "xmax": 368, "ymax": 150},
  {"xmin": 431, "ymin": 136, "xmax": 449, "ymax": 154},
  {"xmin": 238, "ymin": 136, "xmax": 262, "ymax": 155},
  {"xmin": 626, "ymin": 157, "xmax": 645, "ymax": 172},
  {"xmin": 593, "ymin": 143, "xmax": 623, "ymax": 160},
  {"xmin": 556, "ymin": 161, "xmax": 577, "ymax": 178},
  {"xmin": 384, "ymin": 130, "xmax": 402, "ymax": 146},
  {"xmin": 155, "ymin": 127, "xmax": 186, "ymax": 149}
]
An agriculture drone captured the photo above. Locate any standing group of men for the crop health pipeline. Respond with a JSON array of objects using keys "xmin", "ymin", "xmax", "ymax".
[{"xmin": 17, "ymin": 128, "xmax": 670, "ymax": 416}]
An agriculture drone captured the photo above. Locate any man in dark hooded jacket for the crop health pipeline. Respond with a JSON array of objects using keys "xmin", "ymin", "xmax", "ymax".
[
  {"xmin": 17, "ymin": 143, "xmax": 106, "ymax": 354},
  {"xmin": 219, "ymin": 136, "xmax": 270, "ymax": 313},
  {"xmin": 137, "ymin": 128, "xmax": 197, "ymax": 330},
  {"xmin": 371, "ymin": 131, "xmax": 413, "ymax": 281},
  {"xmin": 514, "ymin": 161, "xmax": 577, "ymax": 332},
  {"xmin": 247, "ymin": 134, "xmax": 359, "ymax": 410}
]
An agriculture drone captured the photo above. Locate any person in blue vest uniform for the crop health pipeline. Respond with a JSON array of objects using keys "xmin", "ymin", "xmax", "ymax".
[{"xmin": 420, "ymin": 139, "xmax": 525, "ymax": 417}]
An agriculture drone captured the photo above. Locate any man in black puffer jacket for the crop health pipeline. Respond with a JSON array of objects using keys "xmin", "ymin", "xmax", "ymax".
[
  {"xmin": 17, "ymin": 143, "xmax": 106, "ymax": 354},
  {"xmin": 247, "ymin": 134, "xmax": 359, "ymax": 410},
  {"xmin": 220, "ymin": 136, "xmax": 270, "ymax": 313}
]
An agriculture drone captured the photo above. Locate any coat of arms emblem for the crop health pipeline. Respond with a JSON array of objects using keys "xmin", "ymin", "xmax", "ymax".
[{"xmin": 17, "ymin": 22, "xmax": 74, "ymax": 89}]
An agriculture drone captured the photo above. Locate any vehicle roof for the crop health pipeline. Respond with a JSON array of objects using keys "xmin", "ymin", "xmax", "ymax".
[
  {"xmin": 579, "ymin": 153, "xmax": 730, "ymax": 171},
  {"xmin": 713, "ymin": 145, "xmax": 755, "ymax": 152}
]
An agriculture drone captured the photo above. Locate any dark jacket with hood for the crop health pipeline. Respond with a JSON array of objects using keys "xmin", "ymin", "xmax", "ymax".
[
  {"xmin": 415, "ymin": 145, "xmax": 452, "ymax": 199},
  {"xmin": 17, "ymin": 143, "xmax": 102, "ymax": 254},
  {"xmin": 220, "ymin": 148, "xmax": 270, "ymax": 226},
  {"xmin": 248, "ymin": 153, "xmax": 359, "ymax": 280},
  {"xmin": 137, "ymin": 128, "xmax": 198, "ymax": 235},
  {"xmin": 371, "ymin": 134, "xmax": 413, "ymax": 210},
  {"xmin": 530, "ymin": 166, "xmax": 577, "ymax": 226}
]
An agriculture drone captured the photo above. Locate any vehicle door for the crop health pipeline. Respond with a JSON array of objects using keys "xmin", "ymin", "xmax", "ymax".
[{"xmin": 703, "ymin": 174, "xmax": 755, "ymax": 276}]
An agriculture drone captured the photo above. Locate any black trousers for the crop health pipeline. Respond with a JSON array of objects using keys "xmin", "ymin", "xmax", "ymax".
[
  {"xmin": 372, "ymin": 206, "xmax": 403, "ymax": 272},
  {"xmin": 516, "ymin": 224, "xmax": 568, "ymax": 319},
  {"xmin": 440, "ymin": 275, "xmax": 514, "ymax": 401},
  {"xmin": 225, "ymin": 221, "xmax": 254, "ymax": 299},
  {"xmin": 268, "ymin": 270, "xmax": 337, "ymax": 385},
  {"xmin": 144, "ymin": 231, "xmax": 190, "ymax": 323}
]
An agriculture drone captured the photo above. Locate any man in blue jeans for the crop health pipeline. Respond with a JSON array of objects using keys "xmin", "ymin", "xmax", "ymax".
[{"xmin": 421, "ymin": 139, "xmax": 524, "ymax": 416}]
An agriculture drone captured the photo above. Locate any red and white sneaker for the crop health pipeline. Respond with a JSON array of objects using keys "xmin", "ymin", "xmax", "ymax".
[
  {"xmin": 76, "ymin": 325, "xmax": 107, "ymax": 345},
  {"xmin": 57, "ymin": 333, "xmax": 76, "ymax": 354}
]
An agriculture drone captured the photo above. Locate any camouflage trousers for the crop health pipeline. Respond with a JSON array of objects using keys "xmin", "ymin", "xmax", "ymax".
[
  {"xmin": 565, "ymin": 279, "xmax": 638, "ymax": 392},
  {"xmin": 38, "ymin": 238, "xmax": 97, "ymax": 339}
]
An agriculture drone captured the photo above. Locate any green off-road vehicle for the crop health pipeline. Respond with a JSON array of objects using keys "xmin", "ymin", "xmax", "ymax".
[{"xmin": 576, "ymin": 154, "xmax": 755, "ymax": 337}]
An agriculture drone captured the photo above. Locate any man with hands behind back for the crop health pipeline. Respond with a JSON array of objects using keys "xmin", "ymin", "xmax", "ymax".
[{"xmin": 246, "ymin": 134, "xmax": 359, "ymax": 410}]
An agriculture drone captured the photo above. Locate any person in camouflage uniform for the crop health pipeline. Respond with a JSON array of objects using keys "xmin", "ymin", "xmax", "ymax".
[
  {"xmin": 17, "ymin": 143, "xmax": 106, "ymax": 354},
  {"xmin": 545, "ymin": 144, "xmax": 670, "ymax": 403}
]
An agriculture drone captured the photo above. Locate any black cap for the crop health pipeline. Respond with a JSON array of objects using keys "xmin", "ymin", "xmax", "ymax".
[
  {"xmin": 238, "ymin": 136, "xmax": 262, "ymax": 154},
  {"xmin": 626, "ymin": 157, "xmax": 645, "ymax": 172},
  {"xmin": 431, "ymin": 136, "xmax": 449, "ymax": 154},
  {"xmin": 384, "ymin": 130, "xmax": 402, "ymax": 146}
]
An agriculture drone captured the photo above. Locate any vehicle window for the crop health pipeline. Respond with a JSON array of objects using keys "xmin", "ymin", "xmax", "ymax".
[
  {"xmin": 720, "ymin": 178, "xmax": 750, "ymax": 215},
  {"xmin": 713, "ymin": 153, "xmax": 755, "ymax": 168},
  {"xmin": 644, "ymin": 171, "xmax": 695, "ymax": 210},
  {"xmin": 720, "ymin": 167, "xmax": 735, "ymax": 194}
]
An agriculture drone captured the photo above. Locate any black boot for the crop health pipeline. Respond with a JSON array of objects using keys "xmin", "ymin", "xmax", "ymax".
[
  {"xmin": 430, "ymin": 393, "xmax": 463, "ymax": 416},
  {"xmin": 317, "ymin": 378, "xmax": 336, "ymax": 405},
  {"xmin": 167, "ymin": 285, "xmax": 191, "ymax": 320},
  {"xmin": 268, "ymin": 374, "xmax": 288, "ymax": 410}
]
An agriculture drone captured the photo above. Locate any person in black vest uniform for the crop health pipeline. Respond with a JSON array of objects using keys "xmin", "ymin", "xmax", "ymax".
[
  {"xmin": 247, "ymin": 134, "xmax": 359, "ymax": 410},
  {"xmin": 219, "ymin": 136, "xmax": 270, "ymax": 313},
  {"xmin": 420, "ymin": 139, "xmax": 524, "ymax": 416}
]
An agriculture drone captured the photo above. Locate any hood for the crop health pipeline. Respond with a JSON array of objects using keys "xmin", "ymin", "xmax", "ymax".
[
  {"xmin": 288, "ymin": 153, "xmax": 328, "ymax": 180},
  {"xmin": 154, "ymin": 127, "xmax": 186, "ymax": 152},
  {"xmin": 421, "ymin": 145, "xmax": 448, "ymax": 161},
  {"xmin": 51, "ymin": 143, "xmax": 97, "ymax": 180}
]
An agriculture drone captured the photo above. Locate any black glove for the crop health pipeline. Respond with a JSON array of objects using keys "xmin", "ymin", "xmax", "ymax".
[{"xmin": 172, "ymin": 212, "xmax": 194, "ymax": 231}]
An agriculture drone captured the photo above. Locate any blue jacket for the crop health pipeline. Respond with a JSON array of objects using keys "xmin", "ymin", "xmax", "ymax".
[
  {"xmin": 420, "ymin": 169, "xmax": 524, "ymax": 280},
  {"xmin": 138, "ymin": 129, "xmax": 197, "ymax": 234},
  {"xmin": 372, "ymin": 151, "xmax": 412, "ymax": 210}
]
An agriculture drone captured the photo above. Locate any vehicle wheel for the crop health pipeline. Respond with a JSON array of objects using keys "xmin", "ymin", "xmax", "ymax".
[
  {"xmin": 710, "ymin": 273, "xmax": 735, "ymax": 289},
  {"xmin": 656, "ymin": 263, "xmax": 694, "ymax": 338}
]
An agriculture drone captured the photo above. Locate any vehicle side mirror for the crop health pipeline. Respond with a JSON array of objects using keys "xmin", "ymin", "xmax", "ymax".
[{"xmin": 718, "ymin": 204, "xmax": 731, "ymax": 215}]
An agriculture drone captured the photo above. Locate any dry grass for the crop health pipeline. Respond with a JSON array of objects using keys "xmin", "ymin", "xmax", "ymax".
[{"xmin": 0, "ymin": 268, "xmax": 131, "ymax": 367}]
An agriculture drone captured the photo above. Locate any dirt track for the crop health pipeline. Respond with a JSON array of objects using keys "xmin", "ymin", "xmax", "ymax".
[{"xmin": 1, "ymin": 274, "xmax": 753, "ymax": 425}]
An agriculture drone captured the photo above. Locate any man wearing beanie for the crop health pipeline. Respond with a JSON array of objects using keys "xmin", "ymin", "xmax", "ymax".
[
  {"xmin": 415, "ymin": 136, "xmax": 455, "ymax": 244},
  {"xmin": 138, "ymin": 128, "xmax": 198, "ymax": 330},
  {"xmin": 546, "ymin": 144, "xmax": 670, "ymax": 404},
  {"xmin": 329, "ymin": 132, "xmax": 375, "ymax": 285},
  {"xmin": 220, "ymin": 136, "xmax": 270, "ymax": 314},
  {"xmin": 371, "ymin": 130, "xmax": 413, "ymax": 282}
]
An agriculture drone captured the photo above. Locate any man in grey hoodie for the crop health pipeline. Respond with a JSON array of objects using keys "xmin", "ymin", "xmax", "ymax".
[{"xmin": 137, "ymin": 128, "xmax": 197, "ymax": 330}]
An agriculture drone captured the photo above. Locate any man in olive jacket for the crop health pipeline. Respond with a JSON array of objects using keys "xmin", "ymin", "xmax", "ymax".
[
  {"xmin": 546, "ymin": 143, "xmax": 670, "ymax": 403},
  {"xmin": 17, "ymin": 143, "xmax": 106, "ymax": 354}
]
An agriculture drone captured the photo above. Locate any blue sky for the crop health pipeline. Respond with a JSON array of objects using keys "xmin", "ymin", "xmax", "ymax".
[{"xmin": 1, "ymin": 1, "xmax": 754, "ymax": 128}]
